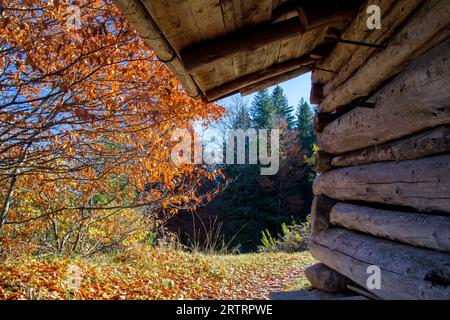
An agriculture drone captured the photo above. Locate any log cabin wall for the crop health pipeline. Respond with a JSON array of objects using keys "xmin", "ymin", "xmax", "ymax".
[{"xmin": 309, "ymin": 0, "xmax": 450, "ymax": 300}]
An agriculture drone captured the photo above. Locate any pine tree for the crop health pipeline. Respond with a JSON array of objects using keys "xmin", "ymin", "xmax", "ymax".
[
  {"xmin": 251, "ymin": 89, "xmax": 273, "ymax": 128},
  {"xmin": 271, "ymin": 85, "xmax": 295, "ymax": 128},
  {"xmin": 296, "ymin": 98, "xmax": 315, "ymax": 156}
]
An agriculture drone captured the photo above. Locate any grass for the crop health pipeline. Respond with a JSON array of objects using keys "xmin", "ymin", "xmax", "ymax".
[{"xmin": 0, "ymin": 246, "xmax": 316, "ymax": 300}]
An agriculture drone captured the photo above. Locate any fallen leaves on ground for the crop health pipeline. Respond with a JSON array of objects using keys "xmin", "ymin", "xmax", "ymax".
[{"xmin": 0, "ymin": 247, "xmax": 315, "ymax": 300}]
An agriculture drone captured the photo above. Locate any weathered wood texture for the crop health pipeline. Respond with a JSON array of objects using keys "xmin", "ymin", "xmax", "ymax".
[
  {"xmin": 311, "ymin": 195, "xmax": 337, "ymax": 232},
  {"xmin": 331, "ymin": 203, "xmax": 450, "ymax": 252},
  {"xmin": 305, "ymin": 263, "xmax": 352, "ymax": 293},
  {"xmin": 240, "ymin": 67, "xmax": 309, "ymax": 96},
  {"xmin": 317, "ymin": 38, "xmax": 450, "ymax": 154},
  {"xmin": 181, "ymin": 5, "xmax": 357, "ymax": 73},
  {"xmin": 313, "ymin": 154, "xmax": 450, "ymax": 214},
  {"xmin": 309, "ymin": 228, "xmax": 450, "ymax": 300},
  {"xmin": 112, "ymin": 0, "xmax": 200, "ymax": 97},
  {"xmin": 312, "ymin": 0, "xmax": 396, "ymax": 85},
  {"xmin": 322, "ymin": 0, "xmax": 427, "ymax": 96},
  {"xmin": 205, "ymin": 55, "xmax": 316, "ymax": 101},
  {"xmin": 310, "ymin": 83, "xmax": 324, "ymax": 105},
  {"xmin": 315, "ymin": 151, "xmax": 334, "ymax": 174},
  {"xmin": 181, "ymin": 17, "xmax": 305, "ymax": 73},
  {"xmin": 332, "ymin": 126, "xmax": 450, "ymax": 167},
  {"xmin": 319, "ymin": 0, "xmax": 450, "ymax": 113}
]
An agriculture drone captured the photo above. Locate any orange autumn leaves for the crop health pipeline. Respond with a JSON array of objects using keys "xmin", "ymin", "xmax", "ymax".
[
  {"xmin": 0, "ymin": 0, "xmax": 225, "ymax": 255},
  {"xmin": 0, "ymin": 247, "xmax": 315, "ymax": 300}
]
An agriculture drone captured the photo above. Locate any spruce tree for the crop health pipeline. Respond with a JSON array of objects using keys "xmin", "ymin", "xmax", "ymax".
[
  {"xmin": 296, "ymin": 98, "xmax": 315, "ymax": 155},
  {"xmin": 250, "ymin": 89, "xmax": 273, "ymax": 128},
  {"xmin": 271, "ymin": 85, "xmax": 295, "ymax": 128}
]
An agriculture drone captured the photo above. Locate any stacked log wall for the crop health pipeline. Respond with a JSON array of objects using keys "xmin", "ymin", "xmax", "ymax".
[{"xmin": 308, "ymin": 0, "xmax": 450, "ymax": 300}]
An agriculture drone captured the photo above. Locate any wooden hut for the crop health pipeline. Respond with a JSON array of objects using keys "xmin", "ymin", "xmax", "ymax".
[{"xmin": 114, "ymin": 0, "xmax": 450, "ymax": 300}]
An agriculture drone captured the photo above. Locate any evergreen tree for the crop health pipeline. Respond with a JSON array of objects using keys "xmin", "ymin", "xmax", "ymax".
[
  {"xmin": 296, "ymin": 98, "xmax": 315, "ymax": 156},
  {"xmin": 250, "ymin": 89, "xmax": 273, "ymax": 128},
  {"xmin": 271, "ymin": 85, "xmax": 295, "ymax": 128},
  {"xmin": 232, "ymin": 102, "xmax": 251, "ymax": 130}
]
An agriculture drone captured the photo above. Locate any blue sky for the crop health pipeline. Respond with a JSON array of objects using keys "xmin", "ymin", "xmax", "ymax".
[{"xmin": 218, "ymin": 72, "xmax": 312, "ymax": 109}]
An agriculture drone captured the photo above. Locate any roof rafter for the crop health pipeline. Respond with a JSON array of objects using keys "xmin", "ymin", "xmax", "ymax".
[{"xmin": 180, "ymin": 7, "xmax": 356, "ymax": 73}]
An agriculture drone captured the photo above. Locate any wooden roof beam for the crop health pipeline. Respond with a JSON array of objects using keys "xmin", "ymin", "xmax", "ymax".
[
  {"xmin": 240, "ymin": 66, "xmax": 310, "ymax": 97},
  {"xmin": 205, "ymin": 54, "xmax": 318, "ymax": 102},
  {"xmin": 113, "ymin": 0, "xmax": 202, "ymax": 97},
  {"xmin": 181, "ymin": 8, "xmax": 357, "ymax": 73}
]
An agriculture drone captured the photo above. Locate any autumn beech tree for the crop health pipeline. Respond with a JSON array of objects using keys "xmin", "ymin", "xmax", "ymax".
[{"xmin": 0, "ymin": 0, "xmax": 225, "ymax": 255}]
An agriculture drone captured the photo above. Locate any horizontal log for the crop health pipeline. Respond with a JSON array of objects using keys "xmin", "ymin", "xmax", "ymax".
[
  {"xmin": 313, "ymin": 154, "xmax": 450, "ymax": 213},
  {"xmin": 332, "ymin": 125, "xmax": 450, "ymax": 167},
  {"xmin": 322, "ymin": 0, "xmax": 427, "ymax": 97},
  {"xmin": 113, "ymin": 0, "xmax": 200, "ymax": 97},
  {"xmin": 305, "ymin": 263, "xmax": 352, "ymax": 293},
  {"xmin": 319, "ymin": 0, "xmax": 450, "ymax": 113},
  {"xmin": 205, "ymin": 55, "xmax": 316, "ymax": 102},
  {"xmin": 240, "ymin": 67, "xmax": 310, "ymax": 96},
  {"xmin": 317, "ymin": 37, "xmax": 450, "ymax": 154},
  {"xmin": 312, "ymin": 0, "xmax": 395, "ymax": 85},
  {"xmin": 331, "ymin": 203, "xmax": 450, "ymax": 252},
  {"xmin": 309, "ymin": 228, "xmax": 450, "ymax": 300}
]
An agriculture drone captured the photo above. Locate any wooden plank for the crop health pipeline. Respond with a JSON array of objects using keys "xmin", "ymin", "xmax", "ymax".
[
  {"xmin": 188, "ymin": 0, "xmax": 227, "ymax": 40},
  {"xmin": 141, "ymin": 0, "xmax": 202, "ymax": 53},
  {"xmin": 277, "ymin": 25, "xmax": 328, "ymax": 66},
  {"xmin": 322, "ymin": 0, "xmax": 427, "ymax": 97},
  {"xmin": 220, "ymin": 0, "xmax": 245, "ymax": 80},
  {"xmin": 187, "ymin": 0, "xmax": 234, "ymax": 88},
  {"xmin": 113, "ymin": 0, "xmax": 201, "ymax": 97},
  {"xmin": 239, "ymin": 0, "xmax": 274, "ymax": 81},
  {"xmin": 205, "ymin": 55, "xmax": 317, "ymax": 101},
  {"xmin": 332, "ymin": 126, "xmax": 450, "ymax": 167},
  {"xmin": 319, "ymin": 0, "xmax": 450, "ymax": 113},
  {"xmin": 317, "ymin": 38, "xmax": 450, "ymax": 154},
  {"xmin": 240, "ymin": 67, "xmax": 310, "ymax": 96},
  {"xmin": 309, "ymin": 228, "xmax": 450, "ymax": 300},
  {"xmin": 278, "ymin": 34, "xmax": 304, "ymax": 63},
  {"xmin": 313, "ymin": 154, "xmax": 450, "ymax": 214},
  {"xmin": 181, "ymin": 17, "xmax": 306, "ymax": 72},
  {"xmin": 181, "ymin": 7, "xmax": 358, "ymax": 73},
  {"xmin": 220, "ymin": 0, "xmax": 273, "ymax": 81},
  {"xmin": 331, "ymin": 203, "xmax": 450, "ymax": 252}
]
